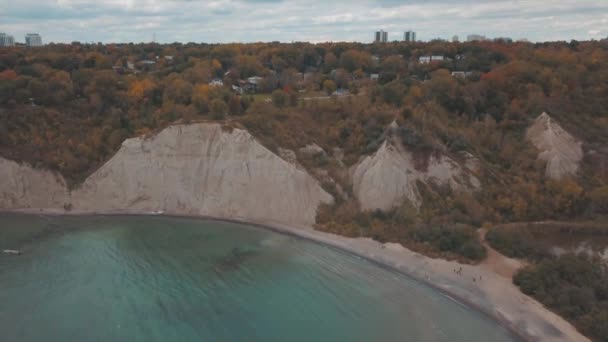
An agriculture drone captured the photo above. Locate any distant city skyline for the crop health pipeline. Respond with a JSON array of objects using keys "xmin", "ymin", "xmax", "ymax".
[{"xmin": 0, "ymin": 0, "xmax": 607, "ymax": 44}]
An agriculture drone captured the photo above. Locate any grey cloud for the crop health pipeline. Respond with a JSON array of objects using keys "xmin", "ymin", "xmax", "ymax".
[{"xmin": 0, "ymin": 0, "xmax": 606, "ymax": 43}]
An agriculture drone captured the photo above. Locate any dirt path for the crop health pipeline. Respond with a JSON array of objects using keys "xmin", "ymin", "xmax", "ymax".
[{"xmin": 478, "ymin": 228, "xmax": 525, "ymax": 279}]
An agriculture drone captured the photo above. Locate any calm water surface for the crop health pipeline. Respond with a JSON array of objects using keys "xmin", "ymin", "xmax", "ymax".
[{"xmin": 0, "ymin": 215, "xmax": 515, "ymax": 342}]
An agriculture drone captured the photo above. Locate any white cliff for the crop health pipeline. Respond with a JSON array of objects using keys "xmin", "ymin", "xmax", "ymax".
[
  {"xmin": 352, "ymin": 138, "xmax": 480, "ymax": 212},
  {"xmin": 526, "ymin": 112, "xmax": 583, "ymax": 180},
  {"xmin": 1, "ymin": 123, "xmax": 333, "ymax": 226},
  {"xmin": 70, "ymin": 123, "xmax": 332, "ymax": 225},
  {"xmin": 0, "ymin": 158, "xmax": 68, "ymax": 209}
]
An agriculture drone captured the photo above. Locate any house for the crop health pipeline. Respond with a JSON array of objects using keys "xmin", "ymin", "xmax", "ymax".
[
  {"xmin": 245, "ymin": 76, "xmax": 263, "ymax": 92},
  {"xmin": 451, "ymin": 71, "xmax": 474, "ymax": 79},
  {"xmin": 232, "ymin": 85, "xmax": 244, "ymax": 95},
  {"xmin": 332, "ymin": 89, "xmax": 350, "ymax": 96},
  {"xmin": 247, "ymin": 76, "xmax": 263, "ymax": 85},
  {"xmin": 209, "ymin": 79, "xmax": 224, "ymax": 87},
  {"xmin": 370, "ymin": 74, "xmax": 380, "ymax": 81},
  {"xmin": 418, "ymin": 55, "xmax": 445, "ymax": 64}
]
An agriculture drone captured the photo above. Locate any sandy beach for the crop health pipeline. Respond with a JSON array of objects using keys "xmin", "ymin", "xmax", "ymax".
[{"xmin": 1, "ymin": 208, "xmax": 589, "ymax": 342}]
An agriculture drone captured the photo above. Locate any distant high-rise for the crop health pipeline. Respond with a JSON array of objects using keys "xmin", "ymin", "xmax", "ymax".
[
  {"xmin": 452, "ymin": 35, "xmax": 459, "ymax": 42},
  {"xmin": 467, "ymin": 34, "xmax": 487, "ymax": 42},
  {"xmin": 404, "ymin": 30, "xmax": 416, "ymax": 42},
  {"xmin": 25, "ymin": 33, "xmax": 43, "ymax": 47},
  {"xmin": 0, "ymin": 33, "xmax": 15, "ymax": 47},
  {"xmin": 375, "ymin": 30, "xmax": 388, "ymax": 43}
]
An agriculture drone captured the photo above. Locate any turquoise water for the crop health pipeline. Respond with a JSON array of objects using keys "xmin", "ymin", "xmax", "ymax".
[{"xmin": 0, "ymin": 215, "xmax": 516, "ymax": 342}]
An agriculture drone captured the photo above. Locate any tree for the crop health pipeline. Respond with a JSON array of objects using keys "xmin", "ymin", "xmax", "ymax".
[
  {"xmin": 271, "ymin": 89, "xmax": 288, "ymax": 107},
  {"xmin": 324, "ymin": 52, "xmax": 338, "ymax": 72},
  {"xmin": 323, "ymin": 80, "xmax": 337, "ymax": 95},
  {"xmin": 210, "ymin": 99, "xmax": 227, "ymax": 120},
  {"xmin": 191, "ymin": 84, "xmax": 211, "ymax": 113},
  {"xmin": 164, "ymin": 78, "xmax": 193, "ymax": 105},
  {"xmin": 339, "ymin": 49, "xmax": 372, "ymax": 72},
  {"xmin": 128, "ymin": 79, "xmax": 156, "ymax": 103},
  {"xmin": 235, "ymin": 55, "xmax": 264, "ymax": 78}
]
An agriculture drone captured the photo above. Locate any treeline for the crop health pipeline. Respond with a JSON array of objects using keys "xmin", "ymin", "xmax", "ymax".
[
  {"xmin": 515, "ymin": 255, "xmax": 608, "ymax": 341},
  {"xmin": 487, "ymin": 225, "xmax": 608, "ymax": 341}
]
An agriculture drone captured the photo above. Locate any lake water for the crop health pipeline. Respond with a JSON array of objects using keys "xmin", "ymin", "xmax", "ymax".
[{"xmin": 0, "ymin": 215, "xmax": 515, "ymax": 342}]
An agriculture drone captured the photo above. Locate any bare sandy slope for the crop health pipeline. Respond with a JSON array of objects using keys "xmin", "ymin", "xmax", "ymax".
[
  {"xmin": 527, "ymin": 112, "xmax": 583, "ymax": 180},
  {"xmin": 4, "ymin": 209, "xmax": 589, "ymax": 342},
  {"xmin": 351, "ymin": 137, "xmax": 480, "ymax": 211}
]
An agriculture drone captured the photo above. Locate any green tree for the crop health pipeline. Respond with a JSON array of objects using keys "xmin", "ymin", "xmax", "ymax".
[
  {"xmin": 271, "ymin": 89, "xmax": 288, "ymax": 107},
  {"xmin": 210, "ymin": 99, "xmax": 227, "ymax": 120}
]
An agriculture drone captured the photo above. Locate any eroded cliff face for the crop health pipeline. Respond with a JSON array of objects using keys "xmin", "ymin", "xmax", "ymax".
[
  {"xmin": 70, "ymin": 123, "xmax": 333, "ymax": 225},
  {"xmin": 527, "ymin": 112, "xmax": 583, "ymax": 180},
  {"xmin": 1, "ymin": 123, "xmax": 333, "ymax": 226},
  {"xmin": 0, "ymin": 158, "xmax": 68, "ymax": 209},
  {"xmin": 351, "ymin": 138, "xmax": 480, "ymax": 212}
]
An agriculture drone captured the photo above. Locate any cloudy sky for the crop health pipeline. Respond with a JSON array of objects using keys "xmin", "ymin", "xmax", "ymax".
[{"xmin": 1, "ymin": 0, "xmax": 607, "ymax": 44}]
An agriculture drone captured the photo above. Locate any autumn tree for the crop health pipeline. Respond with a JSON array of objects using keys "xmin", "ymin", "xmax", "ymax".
[
  {"xmin": 323, "ymin": 80, "xmax": 337, "ymax": 95},
  {"xmin": 191, "ymin": 84, "xmax": 211, "ymax": 113},
  {"xmin": 164, "ymin": 78, "xmax": 193, "ymax": 105},
  {"xmin": 128, "ymin": 78, "xmax": 157, "ymax": 104}
]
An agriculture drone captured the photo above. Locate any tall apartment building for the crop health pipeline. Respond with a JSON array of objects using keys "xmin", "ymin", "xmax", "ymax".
[
  {"xmin": 25, "ymin": 33, "xmax": 43, "ymax": 47},
  {"xmin": 404, "ymin": 31, "xmax": 416, "ymax": 42},
  {"xmin": 375, "ymin": 30, "xmax": 388, "ymax": 43},
  {"xmin": 0, "ymin": 33, "xmax": 15, "ymax": 47}
]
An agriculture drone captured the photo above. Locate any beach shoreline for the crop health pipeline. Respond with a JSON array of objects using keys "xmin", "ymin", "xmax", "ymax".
[{"xmin": 0, "ymin": 208, "xmax": 589, "ymax": 342}]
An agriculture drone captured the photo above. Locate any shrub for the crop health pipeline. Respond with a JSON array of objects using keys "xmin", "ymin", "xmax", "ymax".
[
  {"xmin": 514, "ymin": 255, "xmax": 608, "ymax": 342},
  {"xmin": 271, "ymin": 89, "xmax": 288, "ymax": 107},
  {"xmin": 486, "ymin": 227, "xmax": 551, "ymax": 261}
]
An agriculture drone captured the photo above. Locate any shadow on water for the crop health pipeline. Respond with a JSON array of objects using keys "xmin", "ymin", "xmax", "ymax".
[
  {"xmin": 0, "ymin": 214, "xmax": 90, "ymax": 252},
  {"xmin": 213, "ymin": 247, "xmax": 258, "ymax": 274}
]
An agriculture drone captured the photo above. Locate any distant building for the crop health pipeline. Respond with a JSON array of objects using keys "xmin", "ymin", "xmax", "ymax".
[
  {"xmin": 0, "ymin": 33, "xmax": 15, "ymax": 47},
  {"xmin": 451, "ymin": 71, "xmax": 474, "ymax": 79},
  {"xmin": 494, "ymin": 37, "xmax": 513, "ymax": 43},
  {"xmin": 209, "ymin": 79, "xmax": 224, "ymax": 87},
  {"xmin": 467, "ymin": 34, "xmax": 487, "ymax": 42},
  {"xmin": 25, "ymin": 33, "xmax": 43, "ymax": 47},
  {"xmin": 452, "ymin": 35, "xmax": 459, "ymax": 42},
  {"xmin": 404, "ymin": 31, "xmax": 416, "ymax": 42},
  {"xmin": 375, "ymin": 30, "xmax": 388, "ymax": 43},
  {"xmin": 247, "ymin": 76, "xmax": 263, "ymax": 86},
  {"xmin": 419, "ymin": 55, "xmax": 445, "ymax": 64}
]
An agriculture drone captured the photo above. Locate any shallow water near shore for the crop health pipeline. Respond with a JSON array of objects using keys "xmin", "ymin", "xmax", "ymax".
[{"xmin": 0, "ymin": 214, "xmax": 515, "ymax": 341}]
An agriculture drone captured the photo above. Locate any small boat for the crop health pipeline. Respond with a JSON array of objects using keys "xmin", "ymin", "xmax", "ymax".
[
  {"xmin": 2, "ymin": 249, "xmax": 22, "ymax": 255},
  {"xmin": 152, "ymin": 210, "xmax": 164, "ymax": 215}
]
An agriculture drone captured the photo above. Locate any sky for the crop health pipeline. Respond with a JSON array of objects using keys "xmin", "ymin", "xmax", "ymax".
[{"xmin": 1, "ymin": 0, "xmax": 608, "ymax": 44}]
